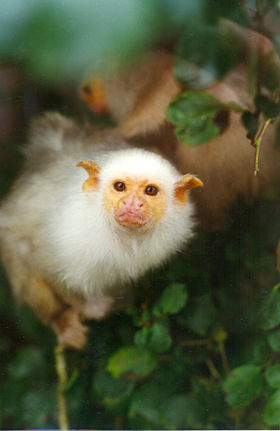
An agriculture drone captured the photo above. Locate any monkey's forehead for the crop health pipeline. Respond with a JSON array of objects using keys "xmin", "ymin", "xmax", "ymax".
[{"xmin": 100, "ymin": 148, "xmax": 180, "ymax": 181}]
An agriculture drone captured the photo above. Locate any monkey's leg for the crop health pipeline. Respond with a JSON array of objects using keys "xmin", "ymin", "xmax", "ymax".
[{"xmin": 1, "ymin": 235, "xmax": 88, "ymax": 349}]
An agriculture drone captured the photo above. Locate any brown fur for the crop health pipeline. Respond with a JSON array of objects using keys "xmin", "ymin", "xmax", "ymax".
[
  {"xmin": 82, "ymin": 30, "xmax": 280, "ymax": 229},
  {"xmin": 0, "ymin": 115, "xmax": 132, "ymax": 349}
]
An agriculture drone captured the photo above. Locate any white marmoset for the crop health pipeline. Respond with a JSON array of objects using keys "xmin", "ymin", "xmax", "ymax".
[{"xmin": 0, "ymin": 112, "xmax": 203, "ymax": 349}]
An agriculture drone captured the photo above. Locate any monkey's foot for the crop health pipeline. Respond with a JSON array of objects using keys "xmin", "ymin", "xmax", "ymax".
[
  {"xmin": 82, "ymin": 295, "xmax": 114, "ymax": 320},
  {"xmin": 53, "ymin": 308, "xmax": 89, "ymax": 350}
]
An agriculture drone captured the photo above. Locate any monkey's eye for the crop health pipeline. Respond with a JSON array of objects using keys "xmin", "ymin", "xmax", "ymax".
[
  {"xmin": 113, "ymin": 181, "xmax": 126, "ymax": 192},
  {"xmin": 145, "ymin": 185, "xmax": 159, "ymax": 196}
]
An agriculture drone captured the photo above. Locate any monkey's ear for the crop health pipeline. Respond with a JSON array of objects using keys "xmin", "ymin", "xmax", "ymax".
[
  {"xmin": 175, "ymin": 175, "xmax": 204, "ymax": 204},
  {"xmin": 77, "ymin": 160, "xmax": 101, "ymax": 192}
]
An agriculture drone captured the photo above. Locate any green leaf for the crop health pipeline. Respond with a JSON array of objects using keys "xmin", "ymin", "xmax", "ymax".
[
  {"xmin": 107, "ymin": 346, "xmax": 157, "ymax": 378},
  {"xmin": 167, "ymin": 92, "xmax": 224, "ymax": 145},
  {"xmin": 174, "ymin": 22, "xmax": 242, "ymax": 89},
  {"xmin": 175, "ymin": 120, "xmax": 220, "ymax": 146},
  {"xmin": 242, "ymin": 337, "xmax": 270, "ymax": 366},
  {"xmin": 129, "ymin": 383, "xmax": 165, "ymax": 426},
  {"xmin": 134, "ymin": 326, "xmax": 150, "ymax": 348},
  {"xmin": 7, "ymin": 347, "xmax": 46, "ymax": 379},
  {"xmin": 182, "ymin": 297, "xmax": 217, "ymax": 335},
  {"xmin": 93, "ymin": 369, "xmax": 134, "ymax": 411},
  {"xmin": 158, "ymin": 282, "xmax": 188, "ymax": 314},
  {"xmin": 64, "ymin": 368, "xmax": 80, "ymax": 391},
  {"xmin": 259, "ymin": 284, "xmax": 280, "ymax": 330},
  {"xmin": 21, "ymin": 387, "xmax": 57, "ymax": 428},
  {"xmin": 134, "ymin": 322, "xmax": 172, "ymax": 353},
  {"xmin": 167, "ymin": 92, "xmax": 223, "ymax": 126},
  {"xmin": 162, "ymin": 393, "xmax": 206, "ymax": 429},
  {"xmin": 265, "ymin": 364, "xmax": 280, "ymax": 389},
  {"xmin": 268, "ymin": 331, "xmax": 280, "ymax": 352},
  {"xmin": 148, "ymin": 322, "xmax": 172, "ymax": 353},
  {"xmin": 223, "ymin": 365, "xmax": 263, "ymax": 408},
  {"xmin": 241, "ymin": 111, "xmax": 259, "ymax": 138},
  {"xmin": 134, "ymin": 323, "xmax": 172, "ymax": 353},
  {"xmin": 161, "ymin": 394, "xmax": 193, "ymax": 429},
  {"xmin": 263, "ymin": 389, "xmax": 280, "ymax": 426},
  {"xmin": 255, "ymin": 94, "xmax": 280, "ymax": 119}
]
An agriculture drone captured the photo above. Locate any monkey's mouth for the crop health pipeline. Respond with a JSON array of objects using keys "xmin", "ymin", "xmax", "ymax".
[{"xmin": 115, "ymin": 210, "xmax": 150, "ymax": 228}]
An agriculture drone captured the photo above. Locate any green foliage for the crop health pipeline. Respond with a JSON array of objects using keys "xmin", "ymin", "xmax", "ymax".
[
  {"xmin": 181, "ymin": 296, "xmax": 217, "ymax": 335},
  {"xmin": 265, "ymin": 364, "xmax": 280, "ymax": 389},
  {"xmin": 107, "ymin": 346, "xmax": 158, "ymax": 379},
  {"xmin": 157, "ymin": 282, "xmax": 188, "ymax": 314},
  {"xmin": 167, "ymin": 92, "xmax": 222, "ymax": 145},
  {"xmin": 1, "ymin": 195, "xmax": 280, "ymax": 429},
  {"xmin": 174, "ymin": 21, "xmax": 243, "ymax": 90},
  {"xmin": 134, "ymin": 322, "xmax": 172, "ymax": 353},
  {"xmin": 223, "ymin": 365, "xmax": 263, "ymax": 408},
  {"xmin": 167, "ymin": 1, "xmax": 280, "ymax": 148},
  {"xmin": 167, "ymin": 91, "xmax": 244, "ymax": 145},
  {"xmin": 267, "ymin": 331, "xmax": 280, "ymax": 352},
  {"xmin": 255, "ymin": 94, "xmax": 280, "ymax": 120},
  {"xmin": 259, "ymin": 283, "xmax": 280, "ymax": 330},
  {"xmin": 93, "ymin": 369, "xmax": 135, "ymax": 412},
  {"xmin": 1, "ymin": 0, "xmax": 280, "ymax": 429},
  {"xmin": 128, "ymin": 383, "xmax": 165, "ymax": 426},
  {"xmin": 263, "ymin": 389, "xmax": 280, "ymax": 426},
  {"xmin": 242, "ymin": 111, "xmax": 259, "ymax": 139}
]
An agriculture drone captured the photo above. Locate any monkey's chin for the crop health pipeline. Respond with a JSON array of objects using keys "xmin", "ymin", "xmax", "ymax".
[{"xmin": 114, "ymin": 212, "xmax": 150, "ymax": 229}]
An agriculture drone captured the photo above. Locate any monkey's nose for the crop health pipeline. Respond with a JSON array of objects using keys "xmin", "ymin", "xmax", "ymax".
[{"xmin": 122, "ymin": 194, "xmax": 145, "ymax": 209}]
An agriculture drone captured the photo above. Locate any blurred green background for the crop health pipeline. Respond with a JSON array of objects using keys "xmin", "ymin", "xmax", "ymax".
[{"xmin": 1, "ymin": 1, "xmax": 280, "ymax": 429}]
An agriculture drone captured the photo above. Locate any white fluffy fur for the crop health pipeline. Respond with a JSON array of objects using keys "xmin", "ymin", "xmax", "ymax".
[
  {"xmin": 37, "ymin": 148, "xmax": 196, "ymax": 296},
  {"xmin": 0, "ymin": 121, "xmax": 196, "ymax": 299}
]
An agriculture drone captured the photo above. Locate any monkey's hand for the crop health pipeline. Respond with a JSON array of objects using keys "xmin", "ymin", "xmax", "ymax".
[
  {"xmin": 52, "ymin": 308, "xmax": 89, "ymax": 350},
  {"xmin": 82, "ymin": 295, "xmax": 115, "ymax": 320}
]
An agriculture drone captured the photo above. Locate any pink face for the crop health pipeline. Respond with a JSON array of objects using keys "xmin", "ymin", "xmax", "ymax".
[{"xmin": 103, "ymin": 176, "xmax": 168, "ymax": 228}]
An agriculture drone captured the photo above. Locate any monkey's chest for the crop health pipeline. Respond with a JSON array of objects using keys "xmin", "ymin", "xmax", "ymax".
[{"xmin": 48, "ymin": 250, "xmax": 143, "ymax": 298}]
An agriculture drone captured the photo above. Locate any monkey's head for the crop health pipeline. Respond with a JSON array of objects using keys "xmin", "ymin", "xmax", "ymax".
[{"xmin": 77, "ymin": 149, "xmax": 203, "ymax": 230}]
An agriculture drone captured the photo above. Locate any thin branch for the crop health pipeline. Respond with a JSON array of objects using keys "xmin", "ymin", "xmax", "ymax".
[
  {"xmin": 218, "ymin": 340, "xmax": 230, "ymax": 375},
  {"xmin": 253, "ymin": 118, "xmax": 272, "ymax": 176},
  {"xmin": 180, "ymin": 338, "xmax": 208, "ymax": 347},
  {"xmin": 115, "ymin": 415, "xmax": 125, "ymax": 430},
  {"xmin": 232, "ymin": 409, "xmax": 241, "ymax": 428},
  {"xmin": 55, "ymin": 343, "xmax": 70, "ymax": 430},
  {"xmin": 205, "ymin": 356, "xmax": 221, "ymax": 379}
]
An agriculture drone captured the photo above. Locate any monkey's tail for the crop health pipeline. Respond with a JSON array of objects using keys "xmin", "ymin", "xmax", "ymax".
[{"xmin": 25, "ymin": 112, "xmax": 75, "ymax": 156}]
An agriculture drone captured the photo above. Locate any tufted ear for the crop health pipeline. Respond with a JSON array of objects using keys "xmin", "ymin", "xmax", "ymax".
[
  {"xmin": 175, "ymin": 174, "xmax": 204, "ymax": 204},
  {"xmin": 77, "ymin": 160, "xmax": 101, "ymax": 192}
]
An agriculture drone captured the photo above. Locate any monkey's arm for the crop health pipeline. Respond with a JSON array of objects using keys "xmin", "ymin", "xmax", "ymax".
[
  {"xmin": 80, "ymin": 24, "xmax": 278, "ymax": 140},
  {"xmin": 0, "ymin": 234, "xmax": 88, "ymax": 349},
  {"xmin": 80, "ymin": 51, "xmax": 180, "ymax": 138}
]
